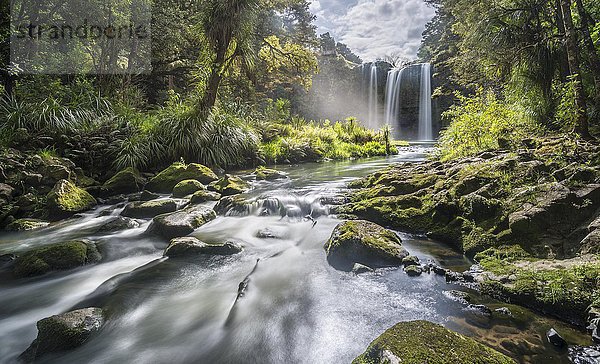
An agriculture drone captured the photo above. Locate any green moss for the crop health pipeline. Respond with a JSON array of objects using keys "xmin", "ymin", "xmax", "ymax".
[
  {"xmin": 102, "ymin": 167, "xmax": 145, "ymax": 194},
  {"xmin": 13, "ymin": 240, "xmax": 101, "ymax": 278},
  {"xmin": 172, "ymin": 179, "xmax": 205, "ymax": 197},
  {"xmin": 324, "ymin": 220, "xmax": 408, "ymax": 270},
  {"xmin": 210, "ymin": 175, "xmax": 249, "ymax": 196},
  {"xmin": 255, "ymin": 166, "xmax": 286, "ymax": 180},
  {"xmin": 5, "ymin": 218, "xmax": 49, "ymax": 231},
  {"xmin": 145, "ymin": 162, "xmax": 217, "ymax": 193},
  {"xmin": 47, "ymin": 180, "xmax": 97, "ymax": 217},
  {"xmin": 352, "ymin": 320, "xmax": 514, "ymax": 364},
  {"xmin": 190, "ymin": 190, "xmax": 221, "ymax": 204}
]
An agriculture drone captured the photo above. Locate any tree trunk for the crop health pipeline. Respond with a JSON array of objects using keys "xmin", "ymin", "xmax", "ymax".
[
  {"xmin": 559, "ymin": 0, "xmax": 592, "ymax": 139},
  {"xmin": 575, "ymin": 0, "xmax": 600, "ymax": 101},
  {"xmin": 200, "ymin": 43, "xmax": 229, "ymax": 115}
]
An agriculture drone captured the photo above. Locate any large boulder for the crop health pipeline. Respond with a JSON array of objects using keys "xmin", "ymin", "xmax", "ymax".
[
  {"xmin": 149, "ymin": 205, "xmax": 216, "ymax": 239},
  {"xmin": 324, "ymin": 220, "xmax": 409, "ymax": 271},
  {"xmin": 13, "ymin": 240, "xmax": 102, "ymax": 278},
  {"xmin": 121, "ymin": 199, "xmax": 179, "ymax": 219},
  {"xmin": 46, "ymin": 180, "xmax": 97, "ymax": 219},
  {"xmin": 164, "ymin": 237, "xmax": 243, "ymax": 257},
  {"xmin": 101, "ymin": 167, "xmax": 145, "ymax": 196},
  {"xmin": 20, "ymin": 308, "xmax": 104, "ymax": 363},
  {"xmin": 209, "ymin": 174, "xmax": 250, "ymax": 196},
  {"xmin": 145, "ymin": 162, "xmax": 217, "ymax": 193},
  {"xmin": 352, "ymin": 320, "xmax": 514, "ymax": 364},
  {"xmin": 172, "ymin": 179, "xmax": 206, "ymax": 198}
]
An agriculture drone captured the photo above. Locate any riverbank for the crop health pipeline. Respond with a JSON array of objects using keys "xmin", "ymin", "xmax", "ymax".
[{"xmin": 337, "ymin": 136, "xmax": 600, "ymax": 341}]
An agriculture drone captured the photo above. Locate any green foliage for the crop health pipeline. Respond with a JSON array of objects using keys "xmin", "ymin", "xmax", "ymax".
[
  {"xmin": 555, "ymin": 77, "xmax": 582, "ymax": 131},
  {"xmin": 437, "ymin": 90, "xmax": 536, "ymax": 160}
]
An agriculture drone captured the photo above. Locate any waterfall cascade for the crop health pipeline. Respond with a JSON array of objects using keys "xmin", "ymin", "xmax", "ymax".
[
  {"xmin": 381, "ymin": 62, "xmax": 433, "ymax": 140},
  {"xmin": 418, "ymin": 63, "xmax": 433, "ymax": 140},
  {"xmin": 367, "ymin": 64, "xmax": 378, "ymax": 129}
]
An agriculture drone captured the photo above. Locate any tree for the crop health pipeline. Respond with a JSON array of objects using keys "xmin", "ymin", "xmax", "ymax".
[
  {"xmin": 199, "ymin": 0, "xmax": 260, "ymax": 114},
  {"xmin": 559, "ymin": 0, "xmax": 591, "ymax": 138}
]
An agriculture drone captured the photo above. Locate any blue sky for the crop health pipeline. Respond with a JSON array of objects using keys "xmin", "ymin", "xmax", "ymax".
[{"xmin": 309, "ymin": 0, "xmax": 435, "ymax": 62}]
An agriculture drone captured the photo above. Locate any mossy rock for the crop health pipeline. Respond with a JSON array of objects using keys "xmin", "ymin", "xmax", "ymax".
[
  {"xmin": 172, "ymin": 179, "xmax": 206, "ymax": 198},
  {"xmin": 20, "ymin": 307, "xmax": 104, "ymax": 362},
  {"xmin": 46, "ymin": 180, "xmax": 97, "ymax": 220},
  {"xmin": 324, "ymin": 220, "xmax": 409, "ymax": 271},
  {"xmin": 101, "ymin": 167, "xmax": 145, "ymax": 196},
  {"xmin": 121, "ymin": 199, "xmax": 179, "ymax": 219},
  {"xmin": 149, "ymin": 205, "xmax": 216, "ymax": 239},
  {"xmin": 352, "ymin": 320, "xmax": 514, "ymax": 364},
  {"xmin": 190, "ymin": 190, "xmax": 221, "ymax": 204},
  {"xmin": 145, "ymin": 162, "xmax": 217, "ymax": 193},
  {"xmin": 255, "ymin": 167, "xmax": 287, "ymax": 180},
  {"xmin": 209, "ymin": 174, "xmax": 250, "ymax": 196},
  {"xmin": 5, "ymin": 218, "xmax": 49, "ymax": 231},
  {"xmin": 13, "ymin": 240, "xmax": 102, "ymax": 278}
]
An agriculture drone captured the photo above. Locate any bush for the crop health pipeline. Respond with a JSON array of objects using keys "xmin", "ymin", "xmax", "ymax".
[{"xmin": 436, "ymin": 89, "xmax": 536, "ymax": 161}]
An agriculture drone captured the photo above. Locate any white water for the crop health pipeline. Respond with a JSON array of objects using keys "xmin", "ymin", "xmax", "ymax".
[
  {"xmin": 383, "ymin": 67, "xmax": 405, "ymax": 137},
  {"xmin": 418, "ymin": 63, "xmax": 433, "ymax": 141},
  {"xmin": 367, "ymin": 64, "xmax": 378, "ymax": 129}
]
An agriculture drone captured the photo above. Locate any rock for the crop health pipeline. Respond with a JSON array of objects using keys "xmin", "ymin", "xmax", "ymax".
[
  {"xmin": 547, "ymin": 328, "xmax": 567, "ymax": 347},
  {"xmin": 5, "ymin": 218, "xmax": 49, "ymax": 231},
  {"xmin": 121, "ymin": 199, "xmax": 179, "ymax": 219},
  {"xmin": 44, "ymin": 164, "xmax": 72, "ymax": 184},
  {"xmin": 256, "ymin": 227, "xmax": 284, "ymax": 239},
  {"xmin": 214, "ymin": 195, "xmax": 250, "ymax": 215},
  {"xmin": 469, "ymin": 304, "xmax": 493, "ymax": 316},
  {"xmin": 145, "ymin": 162, "xmax": 217, "ymax": 193},
  {"xmin": 209, "ymin": 175, "xmax": 250, "ymax": 196},
  {"xmin": 190, "ymin": 190, "xmax": 221, "ymax": 204},
  {"xmin": 430, "ymin": 263, "xmax": 446, "ymax": 275},
  {"xmin": 46, "ymin": 180, "xmax": 97, "ymax": 219},
  {"xmin": 255, "ymin": 167, "xmax": 287, "ymax": 180},
  {"xmin": 20, "ymin": 308, "xmax": 104, "ymax": 362},
  {"xmin": 0, "ymin": 183, "xmax": 15, "ymax": 202},
  {"xmin": 569, "ymin": 345, "xmax": 600, "ymax": 364},
  {"xmin": 95, "ymin": 216, "xmax": 140, "ymax": 233},
  {"xmin": 149, "ymin": 205, "xmax": 216, "ymax": 239},
  {"xmin": 324, "ymin": 220, "xmax": 408, "ymax": 271},
  {"xmin": 0, "ymin": 253, "xmax": 16, "ymax": 269},
  {"xmin": 445, "ymin": 290, "xmax": 472, "ymax": 304},
  {"xmin": 22, "ymin": 172, "xmax": 43, "ymax": 187},
  {"xmin": 404, "ymin": 265, "xmax": 423, "ymax": 276},
  {"xmin": 495, "ymin": 307, "xmax": 512, "ymax": 316},
  {"xmin": 101, "ymin": 167, "xmax": 145, "ymax": 196},
  {"xmin": 140, "ymin": 190, "xmax": 161, "ymax": 201},
  {"xmin": 352, "ymin": 263, "xmax": 374, "ymax": 274},
  {"xmin": 16, "ymin": 193, "xmax": 39, "ymax": 213},
  {"xmin": 172, "ymin": 179, "xmax": 206, "ymax": 198},
  {"xmin": 13, "ymin": 240, "xmax": 102, "ymax": 278},
  {"xmin": 164, "ymin": 237, "xmax": 243, "ymax": 257},
  {"xmin": 352, "ymin": 320, "xmax": 514, "ymax": 364},
  {"xmin": 402, "ymin": 255, "xmax": 420, "ymax": 267}
]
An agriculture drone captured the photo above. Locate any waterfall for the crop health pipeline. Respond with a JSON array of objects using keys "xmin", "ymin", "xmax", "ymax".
[
  {"xmin": 383, "ymin": 68, "xmax": 405, "ymax": 135},
  {"xmin": 418, "ymin": 63, "xmax": 433, "ymax": 141},
  {"xmin": 367, "ymin": 63, "xmax": 378, "ymax": 129}
]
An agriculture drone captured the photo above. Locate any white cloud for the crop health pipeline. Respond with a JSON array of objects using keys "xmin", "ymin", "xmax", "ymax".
[{"xmin": 310, "ymin": 0, "xmax": 435, "ymax": 62}]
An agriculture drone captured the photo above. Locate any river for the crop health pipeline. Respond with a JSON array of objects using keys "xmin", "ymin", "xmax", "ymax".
[{"xmin": 0, "ymin": 146, "xmax": 592, "ymax": 363}]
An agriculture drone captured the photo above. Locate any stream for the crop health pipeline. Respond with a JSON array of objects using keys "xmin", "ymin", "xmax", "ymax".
[{"xmin": 0, "ymin": 146, "xmax": 593, "ymax": 364}]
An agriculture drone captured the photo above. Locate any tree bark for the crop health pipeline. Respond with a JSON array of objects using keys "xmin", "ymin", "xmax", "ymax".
[
  {"xmin": 575, "ymin": 0, "xmax": 600, "ymax": 101},
  {"xmin": 559, "ymin": 0, "xmax": 592, "ymax": 139},
  {"xmin": 200, "ymin": 41, "xmax": 229, "ymax": 115}
]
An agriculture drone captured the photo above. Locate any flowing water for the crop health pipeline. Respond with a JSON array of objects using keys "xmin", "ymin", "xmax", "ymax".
[
  {"xmin": 418, "ymin": 63, "xmax": 433, "ymax": 141},
  {"xmin": 0, "ymin": 147, "xmax": 593, "ymax": 364}
]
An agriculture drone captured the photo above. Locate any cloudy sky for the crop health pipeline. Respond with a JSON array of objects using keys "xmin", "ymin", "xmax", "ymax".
[{"xmin": 309, "ymin": 0, "xmax": 435, "ymax": 62}]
